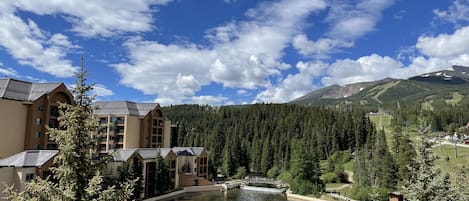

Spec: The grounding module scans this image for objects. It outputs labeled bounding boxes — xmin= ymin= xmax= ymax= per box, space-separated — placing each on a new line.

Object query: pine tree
xmin=155 ymin=149 xmax=171 ymax=195
xmin=6 ymin=58 xmax=135 ymax=201
xmin=402 ymin=124 xmax=459 ymax=201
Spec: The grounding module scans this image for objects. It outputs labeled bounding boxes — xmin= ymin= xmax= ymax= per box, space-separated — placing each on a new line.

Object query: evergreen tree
xmin=402 ymin=125 xmax=459 ymax=201
xmin=155 ymin=149 xmax=171 ymax=195
xmin=289 ymin=138 xmax=324 ymax=196
xmin=6 ymin=58 xmax=135 ymax=201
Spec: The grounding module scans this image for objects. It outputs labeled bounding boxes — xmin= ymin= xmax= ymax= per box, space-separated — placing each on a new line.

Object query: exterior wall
xmin=140 ymin=113 xmax=152 ymax=148
xmin=124 ymin=115 xmax=141 ymax=149
xmin=163 ymin=120 xmax=171 ymax=148
xmin=16 ymin=167 xmax=36 ymax=193
xmin=197 ymin=151 xmax=208 ymax=179
xmin=0 ymin=167 xmax=16 ymax=200
xmin=0 ymin=99 xmax=27 ymax=158
xmin=23 ymin=84 xmax=73 ymax=150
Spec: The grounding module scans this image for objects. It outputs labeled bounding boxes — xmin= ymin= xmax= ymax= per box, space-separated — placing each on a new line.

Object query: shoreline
xmin=142 ymin=184 xmax=328 ymax=201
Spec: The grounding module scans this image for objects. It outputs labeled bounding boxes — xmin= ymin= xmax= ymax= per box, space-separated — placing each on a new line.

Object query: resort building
xmin=0 ymin=78 xmax=73 ymax=158
xmin=109 ymin=147 xmax=211 ymax=198
xmin=172 ymin=147 xmax=210 ymax=187
xmin=0 ymin=150 xmax=58 ymax=199
xmin=93 ymin=101 xmax=172 ymax=153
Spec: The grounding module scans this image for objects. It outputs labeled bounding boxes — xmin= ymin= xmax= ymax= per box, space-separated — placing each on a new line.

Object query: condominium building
xmin=93 ymin=101 xmax=172 ymax=153
xmin=0 ymin=78 xmax=73 ymax=158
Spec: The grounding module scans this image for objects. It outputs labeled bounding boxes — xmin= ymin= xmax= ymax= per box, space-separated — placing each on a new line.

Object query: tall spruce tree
xmin=155 ymin=149 xmax=171 ymax=195
xmin=6 ymin=58 xmax=135 ymax=201
xmin=402 ymin=124 xmax=460 ymax=201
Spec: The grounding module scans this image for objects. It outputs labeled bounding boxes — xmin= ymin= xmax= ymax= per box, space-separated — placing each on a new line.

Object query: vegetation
xmin=402 ymin=125 xmax=465 ymax=200
xmin=6 ymin=60 xmax=135 ymax=201
xmin=164 ymin=104 xmax=389 ymax=196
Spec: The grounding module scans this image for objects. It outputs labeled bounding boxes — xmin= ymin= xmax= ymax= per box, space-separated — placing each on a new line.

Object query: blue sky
xmin=1 ymin=0 xmax=469 ymax=105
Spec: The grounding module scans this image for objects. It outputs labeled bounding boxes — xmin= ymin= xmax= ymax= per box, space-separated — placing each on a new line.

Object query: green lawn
xmin=325 ymin=183 xmax=348 ymax=189
xmin=433 ymin=144 xmax=469 ymax=181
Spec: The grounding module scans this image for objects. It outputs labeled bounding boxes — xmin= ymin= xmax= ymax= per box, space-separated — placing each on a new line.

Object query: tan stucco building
xmin=0 ymin=78 xmax=73 ymax=158
xmin=0 ymin=150 xmax=57 ymax=200
xmin=93 ymin=101 xmax=172 ymax=154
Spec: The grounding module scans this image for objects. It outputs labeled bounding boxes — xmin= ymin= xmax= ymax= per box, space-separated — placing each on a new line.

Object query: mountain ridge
xmin=291 ymin=65 xmax=469 ymax=110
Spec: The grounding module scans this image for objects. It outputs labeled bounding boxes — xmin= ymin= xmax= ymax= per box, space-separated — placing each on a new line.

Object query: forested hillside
xmin=164 ymin=104 xmax=372 ymax=173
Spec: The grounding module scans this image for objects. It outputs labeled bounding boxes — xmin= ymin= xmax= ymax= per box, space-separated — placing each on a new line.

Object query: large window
xmin=34 ymin=131 xmax=41 ymax=138
xmin=25 ymin=173 xmax=35 ymax=181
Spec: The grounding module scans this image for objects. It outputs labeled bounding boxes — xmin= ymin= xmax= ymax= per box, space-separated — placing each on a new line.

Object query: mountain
xmin=291 ymin=65 xmax=469 ymax=110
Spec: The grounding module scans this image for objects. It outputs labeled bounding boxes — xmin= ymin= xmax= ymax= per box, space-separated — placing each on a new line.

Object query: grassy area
xmin=343 ymin=160 xmax=354 ymax=172
xmin=369 ymin=113 xmax=395 ymax=150
xmin=433 ymin=144 xmax=469 ymax=181
xmin=325 ymin=183 xmax=348 ymax=189
xmin=445 ymin=92 xmax=463 ymax=106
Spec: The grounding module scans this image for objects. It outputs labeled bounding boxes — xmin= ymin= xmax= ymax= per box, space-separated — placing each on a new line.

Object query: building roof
xmin=93 ymin=101 xmax=160 ymax=117
xmin=137 ymin=148 xmax=173 ymax=159
xmin=111 ymin=149 xmax=137 ymax=162
xmin=0 ymin=78 xmax=62 ymax=102
xmin=172 ymin=147 xmax=206 ymax=156
xmin=0 ymin=150 xmax=58 ymax=167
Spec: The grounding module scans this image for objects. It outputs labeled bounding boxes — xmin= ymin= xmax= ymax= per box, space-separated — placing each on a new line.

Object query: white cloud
xmin=293 ymin=0 xmax=393 ymax=57
xmin=191 ymin=95 xmax=230 ymax=106
xmin=416 ymin=26 xmax=469 ymax=58
xmin=321 ymin=54 xmax=404 ymax=86
xmin=93 ymin=84 xmax=114 ymax=97
xmin=433 ymin=0 xmax=469 ymax=26
xmin=255 ymin=61 xmax=327 ymax=103
xmin=292 ymin=34 xmax=353 ymax=58
xmin=0 ymin=67 xmax=17 ymax=76
xmin=113 ymin=0 xmax=327 ymax=104
xmin=0 ymin=3 xmax=78 ymax=77
xmin=112 ymin=37 xmax=216 ymax=104
xmin=10 ymin=0 xmax=172 ymax=38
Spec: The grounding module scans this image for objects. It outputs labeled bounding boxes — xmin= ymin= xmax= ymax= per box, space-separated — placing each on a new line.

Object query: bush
xmin=267 ymin=166 xmax=279 ymax=178
xmin=233 ymin=166 xmax=247 ymax=179
xmin=277 ymin=170 xmax=292 ymax=183
xmin=321 ymin=172 xmax=338 ymax=183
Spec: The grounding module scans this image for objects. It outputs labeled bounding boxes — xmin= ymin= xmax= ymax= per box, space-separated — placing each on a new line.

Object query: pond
xmin=162 ymin=189 xmax=289 ymax=201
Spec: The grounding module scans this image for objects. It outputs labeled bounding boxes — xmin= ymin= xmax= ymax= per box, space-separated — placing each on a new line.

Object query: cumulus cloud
xmin=293 ymin=0 xmax=393 ymax=57
xmin=416 ymin=26 xmax=469 ymax=58
xmin=321 ymin=54 xmax=404 ymax=86
xmin=292 ymin=34 xmax=353 ymax=58
xmin=0 ymin=0 xmax=172 ymax=78
xmin=10 ymin=0 xmax=172 ymax=38
xmin=93 ymin=84 xmax=115 ymax=97
xmin=191 ymin=95 xmax=230 ymax=106
xmin=113 ymin=0 xmax=327 ymax=104
xmin=433 ymin=0 xmax=469 ymax=26
xmin=0 ymin=3 xmax=78 ymax=77
xmin=0 ymin=67 xmax=17 ymax=77
xmin=255 ymin=61 xmax=327 ymax=103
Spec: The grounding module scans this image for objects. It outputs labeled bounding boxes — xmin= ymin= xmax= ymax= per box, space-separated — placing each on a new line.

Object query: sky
xmin=1 ymin=0 xmax=469 ymax=105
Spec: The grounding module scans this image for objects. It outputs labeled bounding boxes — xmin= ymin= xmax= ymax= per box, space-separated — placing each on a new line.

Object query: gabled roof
xmin=93 ymin=101 xmax=159 ymax=117
xmin=111 ymin=149 xmax=137 ymax=162
xmin=137 ymin=148 xmax=173 ymax=160
xmin=0 ymin=150 xmax=58 ymax=167
xmin=172 ymin=147 xmax=206 ymax=156
xmin=0 ymin=78 xmax=62 ymax=102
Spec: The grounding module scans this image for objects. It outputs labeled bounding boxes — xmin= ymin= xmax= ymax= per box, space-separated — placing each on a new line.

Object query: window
xmin=25 ymin=173 xmax=35 ymax=181
xmin=49 ymin=106 xmax=59 ymax=117
xmin=37 ymin=105 xmax=44 ymax=112
xmin=34 ymin=131 xmax=41 ymax=138
xmin=34 ymin=144 xmax=40 ymax=150
xmin=157 ymin=136 xmax=162 ymax=143
xmin=36 ymin=118 xmax=42 ymax=125
xmin=170 ymin=160 xmax=176 ymax=169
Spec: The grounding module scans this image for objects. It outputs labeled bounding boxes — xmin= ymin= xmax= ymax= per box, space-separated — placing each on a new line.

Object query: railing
xmin=243 ymin=176 xmax=289 ymax=187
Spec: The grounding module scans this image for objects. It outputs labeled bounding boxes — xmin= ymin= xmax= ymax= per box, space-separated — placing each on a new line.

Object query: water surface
xmin=162 ymin=189 xmax=288 ymax=201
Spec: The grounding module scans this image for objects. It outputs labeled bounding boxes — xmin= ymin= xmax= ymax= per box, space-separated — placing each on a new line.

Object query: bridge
xmin=242 ymin=176 xmax=289 ymax=188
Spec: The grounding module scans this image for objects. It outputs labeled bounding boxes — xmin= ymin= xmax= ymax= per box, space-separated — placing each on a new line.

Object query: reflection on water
xmin=162 ymin=189 xmax=288 ymax=201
